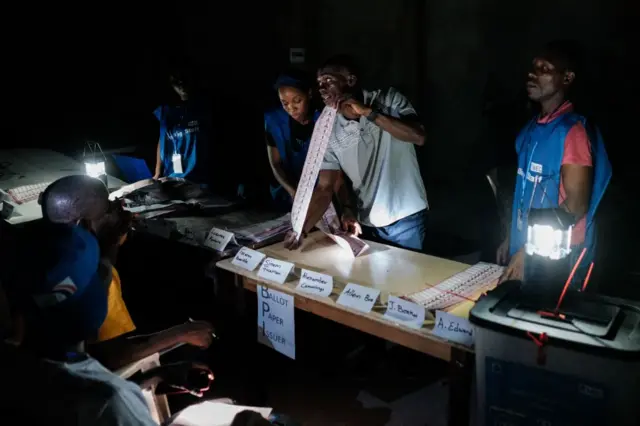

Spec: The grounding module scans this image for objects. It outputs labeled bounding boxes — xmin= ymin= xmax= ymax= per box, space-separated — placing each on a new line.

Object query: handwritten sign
xmin=257 ymin=285 xmax=295 ymax=359
xmin=336 ymin=283 xmax=380 ymax=313
xmin=203 ymin=227 xmax=234 ymax=251
xmin=231 ymin=247 xmax=266 ymax=271
xmin=383 ymin=295 xmax=425 ymax=329
xmin=296 ymin=269 xmax=333 ymax=297
xmin=257 ymin=258 xmax=294 ymax=284
xmin=433 ymin=310 xmax=475 ymax=347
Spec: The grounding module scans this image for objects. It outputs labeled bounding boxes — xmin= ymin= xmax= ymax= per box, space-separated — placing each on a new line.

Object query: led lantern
xmin=84 ymin=141 xmax=107 ymax=186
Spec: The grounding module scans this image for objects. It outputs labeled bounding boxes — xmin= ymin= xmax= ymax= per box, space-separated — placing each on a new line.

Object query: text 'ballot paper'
xmin=297 ymin=269 xmax=333 ymax=297
xmin=383 ymin=295 xmax=426 ymax=329
xmin=433 ymin=310 xmax=475 ymax=347
xmin=257 ymin=258 xmax=295 ymax=284
xmin=258 ymin=285 xmax=295 ymax=359
xmin=203 ymin=227 xmax=234 ymax=251
xmin=336 ymin=283 xmax=380 ymax=313
xmin=232 ymin=247 xmax=266 ymax=271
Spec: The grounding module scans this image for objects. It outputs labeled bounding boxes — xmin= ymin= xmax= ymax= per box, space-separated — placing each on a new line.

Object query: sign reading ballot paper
xmin=257 ymin=258 xmax=294 ymax=284
xmin=297 ymin=269 xmax=333 ymax=297
xmin=204 ymin=227 xmax=234 ymax=251
xmin=433 ymin=310 xmax=475 ymax=347
xmin=232 ymin=247 xmax=266 ymax=271
xmin=258 ymin=285 xmax=295 ymax=359
xmin=383 ymin=295 xmax=425 ymax=329
xmin=337 ymin=283 xmax=380 ymax=313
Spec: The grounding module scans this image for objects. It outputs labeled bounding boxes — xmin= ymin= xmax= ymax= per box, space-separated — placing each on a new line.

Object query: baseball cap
xmin=20 ymin=224 xmax=108 ymax=347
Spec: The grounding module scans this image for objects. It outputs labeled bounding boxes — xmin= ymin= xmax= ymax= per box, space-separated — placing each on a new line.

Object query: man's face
xmin=170 ymin=76 xmax=188 ymax=99
xmin=317 ymin=68 xmax=355 ymax=107
xmin=526 ymin=57 xmax=571 ymax=102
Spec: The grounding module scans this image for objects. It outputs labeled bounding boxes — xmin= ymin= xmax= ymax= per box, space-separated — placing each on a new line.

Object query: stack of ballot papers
xmin=170 ymin=401 xmax=272 ymax=426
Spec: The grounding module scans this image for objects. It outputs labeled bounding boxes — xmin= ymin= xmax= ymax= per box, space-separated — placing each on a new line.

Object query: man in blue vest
xmin=498 ymin=41 xmax=612 ymax=283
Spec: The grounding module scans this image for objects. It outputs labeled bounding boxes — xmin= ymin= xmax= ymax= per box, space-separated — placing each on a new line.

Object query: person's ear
xmin=346 ymin=74 xmax=358 ymax=87
xmin=564 ymin=71 xmax=575 ymax=86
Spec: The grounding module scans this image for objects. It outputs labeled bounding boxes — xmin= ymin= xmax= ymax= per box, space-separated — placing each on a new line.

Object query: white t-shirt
xmin=321 ymin=88 xmax=428 ymax=227
xmin=1 ymin=344 xmax=158 ymax=426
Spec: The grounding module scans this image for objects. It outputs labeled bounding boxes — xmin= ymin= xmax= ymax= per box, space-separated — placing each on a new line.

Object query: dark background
xmin=5 ymin=0 xmax=639 ymax=296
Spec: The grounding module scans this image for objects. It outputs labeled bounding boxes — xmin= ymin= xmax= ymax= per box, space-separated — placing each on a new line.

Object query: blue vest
xmin=264 ymin=108 xmax=320 ymax=203
xmin=155 ymin=103 xmax=210 ymax=184
xmin=509 ymin=111 xmax=612 ymax=266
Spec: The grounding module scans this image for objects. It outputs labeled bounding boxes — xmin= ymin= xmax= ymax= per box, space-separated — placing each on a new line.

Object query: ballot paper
xmin=171 ymin=401 xmax=272 ymax=426
xmin=315 ymin=203 xmax=369 ymax=257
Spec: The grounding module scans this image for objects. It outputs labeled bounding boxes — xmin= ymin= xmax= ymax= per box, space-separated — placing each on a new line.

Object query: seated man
xmin=39 ymin=175 xmax=216 ymax=370
xmin=0 ymin=222 xmax=190 ymax=425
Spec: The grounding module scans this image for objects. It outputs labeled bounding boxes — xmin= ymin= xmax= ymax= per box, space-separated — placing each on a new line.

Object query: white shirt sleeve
xmin=385 ymin=87 xmax=418 ymax=118
xmin=321 ymin=144 xmax=341 ymax=171
xmin=98 ymin=386 xmax=159 ymax=426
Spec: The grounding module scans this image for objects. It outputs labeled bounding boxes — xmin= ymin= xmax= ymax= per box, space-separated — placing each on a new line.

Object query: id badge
xmin=171 ymin=153 xmax=183 ymax=174
xmin=516 ymin=209 xmax=524 ymax=231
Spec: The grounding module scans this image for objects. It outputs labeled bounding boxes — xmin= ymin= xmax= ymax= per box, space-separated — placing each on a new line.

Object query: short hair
xmin=319 ymin=54 xmax=361 ymax=77
xmin=539 ymin=40 xmax=583 ymax=75
xmin=40 ymin=175 xmax=109 ymax=224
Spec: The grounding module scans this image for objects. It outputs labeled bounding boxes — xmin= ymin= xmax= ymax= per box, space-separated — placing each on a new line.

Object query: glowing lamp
xmin=525 ymin=208 xmax=574 ymax=260
xmin=83 ymin=141 xmax=107 ymax=186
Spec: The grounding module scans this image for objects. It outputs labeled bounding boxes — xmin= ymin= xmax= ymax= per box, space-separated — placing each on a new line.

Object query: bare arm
xmin=302 ymin=170 xmax=340 ymax=234
xmin=89 ymin=321 xmax=212 ymax=371
xmin=560 ymin=164 xmax=592 ymax=219
xmin=153 ymin=142 xmax=162 ymax=179
xmin=369 ymin=112 xmax=425 ymax=146
xmin=266 ymin=144 xmax=296 ymax=197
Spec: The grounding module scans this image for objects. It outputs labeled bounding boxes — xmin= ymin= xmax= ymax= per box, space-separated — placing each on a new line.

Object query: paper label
xmin=231 ymin=247 xmax=266 ymax=271
xmin=433 ymin=310 xmax=475 ymax=347
xmin=297 ymin=269 xmax=333 ymax=297
xmin=172 ymin=153 xmax=183 ymax=174
xmin=257 ymin=285 xmax=295 ymax=359
xmin=383 ymin=295 xmax=426 ymax=329
xmin=336 ymin=283 xmax=380 ymax=313
xmin=204 ymin=227 xmax=234 ymax=251
xmin=257 ymin=258 xmax=295 ymax=284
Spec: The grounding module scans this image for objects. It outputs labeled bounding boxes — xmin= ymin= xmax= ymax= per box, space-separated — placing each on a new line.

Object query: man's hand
xmin=499 ymin=248 xmax=525 ymax=284
xmin=339 ymin=97 xmax=372 ymax=118
xmin=496 ymin=238 xmax=510 ymax=265
xmin=180 ymin=320 xmax=215 ymax=349
xmin=283 ymin=230 xmax=303 ymax=250
xmin=341 ymin=209 xmax=362 ymax=236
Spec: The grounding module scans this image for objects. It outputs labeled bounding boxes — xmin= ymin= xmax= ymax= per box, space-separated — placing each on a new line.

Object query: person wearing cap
xmin=1 ymin=223 xmax=214 ymax=425
xmin=153 ymin=69 xmax=215 ymax=186
xmin=498 ymin=41 xmax=612 ymax=283
xmin=284 ymin=55 xmax=428 ymax=252
xmin=264 ymin=69 xmax=322 ymax=207
xmin=38 ymin=175 xmax=216 ymax=371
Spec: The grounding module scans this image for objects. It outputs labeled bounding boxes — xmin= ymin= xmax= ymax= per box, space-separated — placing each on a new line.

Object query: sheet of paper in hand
xmin=290 ymin=107 xmax=337 ymax=237
xmin=316 ymin=203 xmax=369 ymax=257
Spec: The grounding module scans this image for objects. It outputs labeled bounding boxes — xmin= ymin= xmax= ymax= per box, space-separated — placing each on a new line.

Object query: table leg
xmin=447 ymin=348 xmax=474 ymax=426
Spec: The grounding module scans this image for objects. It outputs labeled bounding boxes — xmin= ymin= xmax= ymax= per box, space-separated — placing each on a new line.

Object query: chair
xmin=115 ymin=353 xmax=171 ymax=424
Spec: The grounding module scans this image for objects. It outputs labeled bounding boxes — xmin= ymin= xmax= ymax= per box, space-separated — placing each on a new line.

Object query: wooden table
xmin=216 ymin=231 xmax=482 ymax=426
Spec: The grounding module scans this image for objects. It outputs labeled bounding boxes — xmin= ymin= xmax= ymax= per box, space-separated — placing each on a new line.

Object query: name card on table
xmin=336 ymin=283 xmax=380 ymax=313
xmin=257 ymin=258 xmax=295 ymax=284
xmin=296 ymin=269 xmax=333 ymax=297
xmin=231 ymin=247 xmax=266 ymax=271
xmin=203 ymin=227 xmax=234 ymax=251
xmin=258 ymin=285 xmax=295 ymax=359
xmin=433 ymin=310 xmax=475 ymax=347
xmin=383 ymin=295 xmax=426 ymax=329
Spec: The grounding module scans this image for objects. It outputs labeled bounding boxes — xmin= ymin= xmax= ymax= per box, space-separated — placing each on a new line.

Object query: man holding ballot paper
xmin=284 ymin=55 xmax=429 ymax=252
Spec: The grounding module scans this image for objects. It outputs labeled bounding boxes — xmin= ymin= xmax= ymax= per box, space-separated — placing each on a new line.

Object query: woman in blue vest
xmin=264 ymin=69 xmax=320 ymax=207
xmin=498 ymin=41 xmax=612 ymax=284
xmin=153 ymin=71 xmax=213 ymax=186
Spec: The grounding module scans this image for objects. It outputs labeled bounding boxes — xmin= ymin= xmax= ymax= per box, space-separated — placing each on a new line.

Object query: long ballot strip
xmin=290 ymin=106 xmax=368 ymax=257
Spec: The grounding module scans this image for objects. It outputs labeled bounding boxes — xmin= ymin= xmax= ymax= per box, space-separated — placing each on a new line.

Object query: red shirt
xmin=537 ymin=101 xmax=593 ymax=245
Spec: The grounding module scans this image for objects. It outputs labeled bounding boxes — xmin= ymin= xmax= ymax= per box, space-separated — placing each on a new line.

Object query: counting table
xmin=216 ymin=231 xmax=494 ymax=426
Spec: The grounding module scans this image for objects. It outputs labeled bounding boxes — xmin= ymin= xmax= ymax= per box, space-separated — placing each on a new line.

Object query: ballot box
xmin=469 ymin=281 xmax=640 ymax=426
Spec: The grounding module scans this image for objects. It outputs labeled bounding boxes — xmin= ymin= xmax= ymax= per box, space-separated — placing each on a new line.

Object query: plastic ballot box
xmin=470 ymin=281 xmax=640 ymax=426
